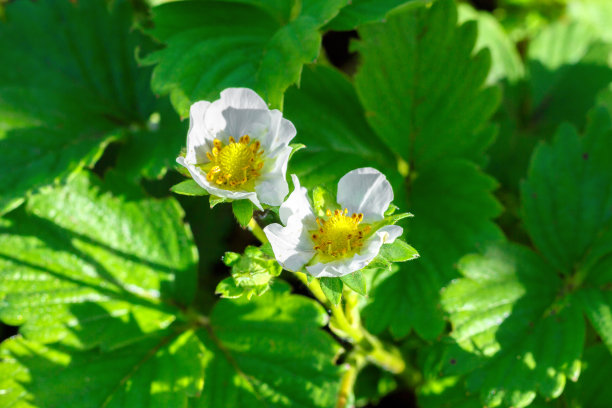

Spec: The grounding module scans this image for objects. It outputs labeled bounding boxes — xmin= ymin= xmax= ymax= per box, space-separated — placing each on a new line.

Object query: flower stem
xmin=247 ymin=217 xmax=268 ymax=244
xmin=336 ymin=352 xmax=365 ymax=408
xmin=294 ymin=272 xmax=405 ymax=375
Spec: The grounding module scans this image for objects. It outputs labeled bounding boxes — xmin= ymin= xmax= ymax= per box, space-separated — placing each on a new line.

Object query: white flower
xmin=177 ymin=88 xmax=296 ymax=209
xmin=263 ymin=168 xmax=403 ymax=278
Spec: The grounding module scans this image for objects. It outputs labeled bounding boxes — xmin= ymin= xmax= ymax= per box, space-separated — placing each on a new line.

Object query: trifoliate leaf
xmin=0 ymin=0 xmax=167 ymax=215
xmin=171 ymin=179 xmax=210 ymax=196
xmin=379 ymin=239 xmax=419 ymax=263
xmin=353 ymin=0 xmax=503 ymax=340
xmin=144 ymin=0 xmax=349 ymax=114
xmin=522 ymin=107 xmax=612 ymax=274
xmin=320 ymin=277 xmax=343 ymax=305
xmin=565 ymin=345 xmax=612 ymax=408
xmin=354 ymin=0 xmax=501 ymax=169
xmin=340 ymin=271 xmax=367 ymax=296
xmin=440 ymin=244 xmax=584 ymax=408
xmin=0 ymin=284 xmax=343 ymax=408
xmin=232 ymin=200 xmax=254 ymax=229
xmin=284 ymin=65 xmax=398 ymax=188
xmin=0 ymin=172 xmax=197 ymax=350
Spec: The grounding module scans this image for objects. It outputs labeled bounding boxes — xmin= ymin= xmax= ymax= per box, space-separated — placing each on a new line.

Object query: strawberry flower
xmin=177 ymin=88 xmax=296 ymax=209
xmin=264 ymin=168 xmax=403 ymax=278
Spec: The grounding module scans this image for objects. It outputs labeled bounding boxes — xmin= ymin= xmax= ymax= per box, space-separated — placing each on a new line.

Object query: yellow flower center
xmin=311 ymin=208 xmax=371 ymax=258
xmin=200 ymin=135 xmax=264 ymax=189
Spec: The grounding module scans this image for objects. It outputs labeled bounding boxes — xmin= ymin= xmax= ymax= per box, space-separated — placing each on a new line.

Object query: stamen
xmin=202 ymin=135 xmax=264 ymax=189
xmin=310 ymin=207 xmax=370 ymax=259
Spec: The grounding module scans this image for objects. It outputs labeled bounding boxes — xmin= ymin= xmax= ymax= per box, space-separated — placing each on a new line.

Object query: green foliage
xmin=0 ymin=0 xmax=183 ymax=215
xmin=0 ymin=172 xmax=196 ymax=349
xmin=285 ymin=65 xmax=396 ymax=189
xmin=0 ymin=283 xmax=342 ymax=408
xmin=354 ymin=0 xmax=503 ymax=339
xmin=2 ymin=0 xmax=612 ymax=407
xmin=144 ymin=0 xmax=349 ymax=114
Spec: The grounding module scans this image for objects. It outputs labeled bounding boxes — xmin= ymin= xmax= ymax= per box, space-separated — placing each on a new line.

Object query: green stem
xmin=247 ymin=217 xmax=268 ymax=244
xmin=336 ymin=352 xmax=365 ymax=408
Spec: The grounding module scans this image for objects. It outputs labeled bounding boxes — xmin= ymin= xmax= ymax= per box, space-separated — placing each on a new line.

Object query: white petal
xmin=337 ymin=167 xmax=394 ymax=223
xmin=255 ymin=146 xmax=292 ymax=207
xmin=179 ymin=160 xmax=262 ymax=210
xmin=260 ymin=109 xmax=296 ymax=152
xmin=185 ymin=101 xmax=212 ymax=163
xmin=204 ymin=88 xmax=269 ymax=140
xmin=219 ymin=88 xmax=268 ymax=110
xmin=264 ymin=221 xmax=316 ymax=272
xmin=279 ymin=174 xmax=316 ymax=226
xmin=305 ymin=225 xmax=403 ymax=278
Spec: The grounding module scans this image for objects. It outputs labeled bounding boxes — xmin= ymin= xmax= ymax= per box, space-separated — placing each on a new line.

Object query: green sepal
xmin=170 ymin=179 xmax=209 ymax=196
xmin=384 ymin=204 xmax=399 ymax=216
xmin=379 ymin=239 xmax=420 ymax=262
xmin=367 ymin=256 xmax=392 ymax=271
xmin=312 ymin=186 xmax=339 ymax=217
xmin=219 ymin=245 xmax=282 ymax=300
xmin=369 ymin=212 xmax=414 ymax=232
xmin=232 ymin=199 xmax=254 ymax=228
xmin=340 ymin=271 xmax=367 ymax=296
xmin=215 ymin=277 xmax=243 ymax=299
xmin=319 ymin=277 xmax=343 ymax=305
xmin=210 ymin=195 xmax=231 ymax=208
xmin=289 ymin=143 xmax=306 ymax=160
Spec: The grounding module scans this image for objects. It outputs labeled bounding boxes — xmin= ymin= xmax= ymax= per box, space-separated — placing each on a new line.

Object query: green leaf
xmin=114 ymin=97 xmax=188 ymax=181
xmin=284 ymin=65 xmax=397 ymax=188
xmin=352 ymin=0 xmax=503 ymax=340
xmin=458 ymin=3 xmax=524 ymax=84
xmin=0 ymin=329 xmax=205 ymax=408
xmin=569 ymin=0 xmax=612 ymax=43
xmin=379 ymin=239 xmax=419 ymax=262
xmin=0 ymin=0 xmax=157 ymax=215
xmin=232 ymin=200 xmax=254 ymax=228
xmin=527 ymin=21 xmax=612 ymax=131
xmin=340 ymin=271 xmax=367 ymax=296
xmin=0 ymin=172 xmax=197 ymax=350
xmin=354 ymin=0 xmax=501 ymax=170
xmin=579 ymin=289 xmax=612 ymax=353
xmin=363 ymin=161 xmax=503 ymax=340
xmin=1 ymin=284 xmax=343 ymax=408
xmin=171 ymin=179 xmax=210 ymax=196
xmin=312 ymin=186 xmax=340 ymax=217
xmin=565 ymin=345 xmax=612 ymax=408
xmin=144 ymin=0 xmax=348 ymax=115
xmin=325 ymin=0 xmax=419 ymax=31
xmin=439 ymin=244 xmax=584 ymax=407
xmin=319 ymin=277 xmax=343 ymax=305
xmin=522 ymin=107 xmax=612 ymax=273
